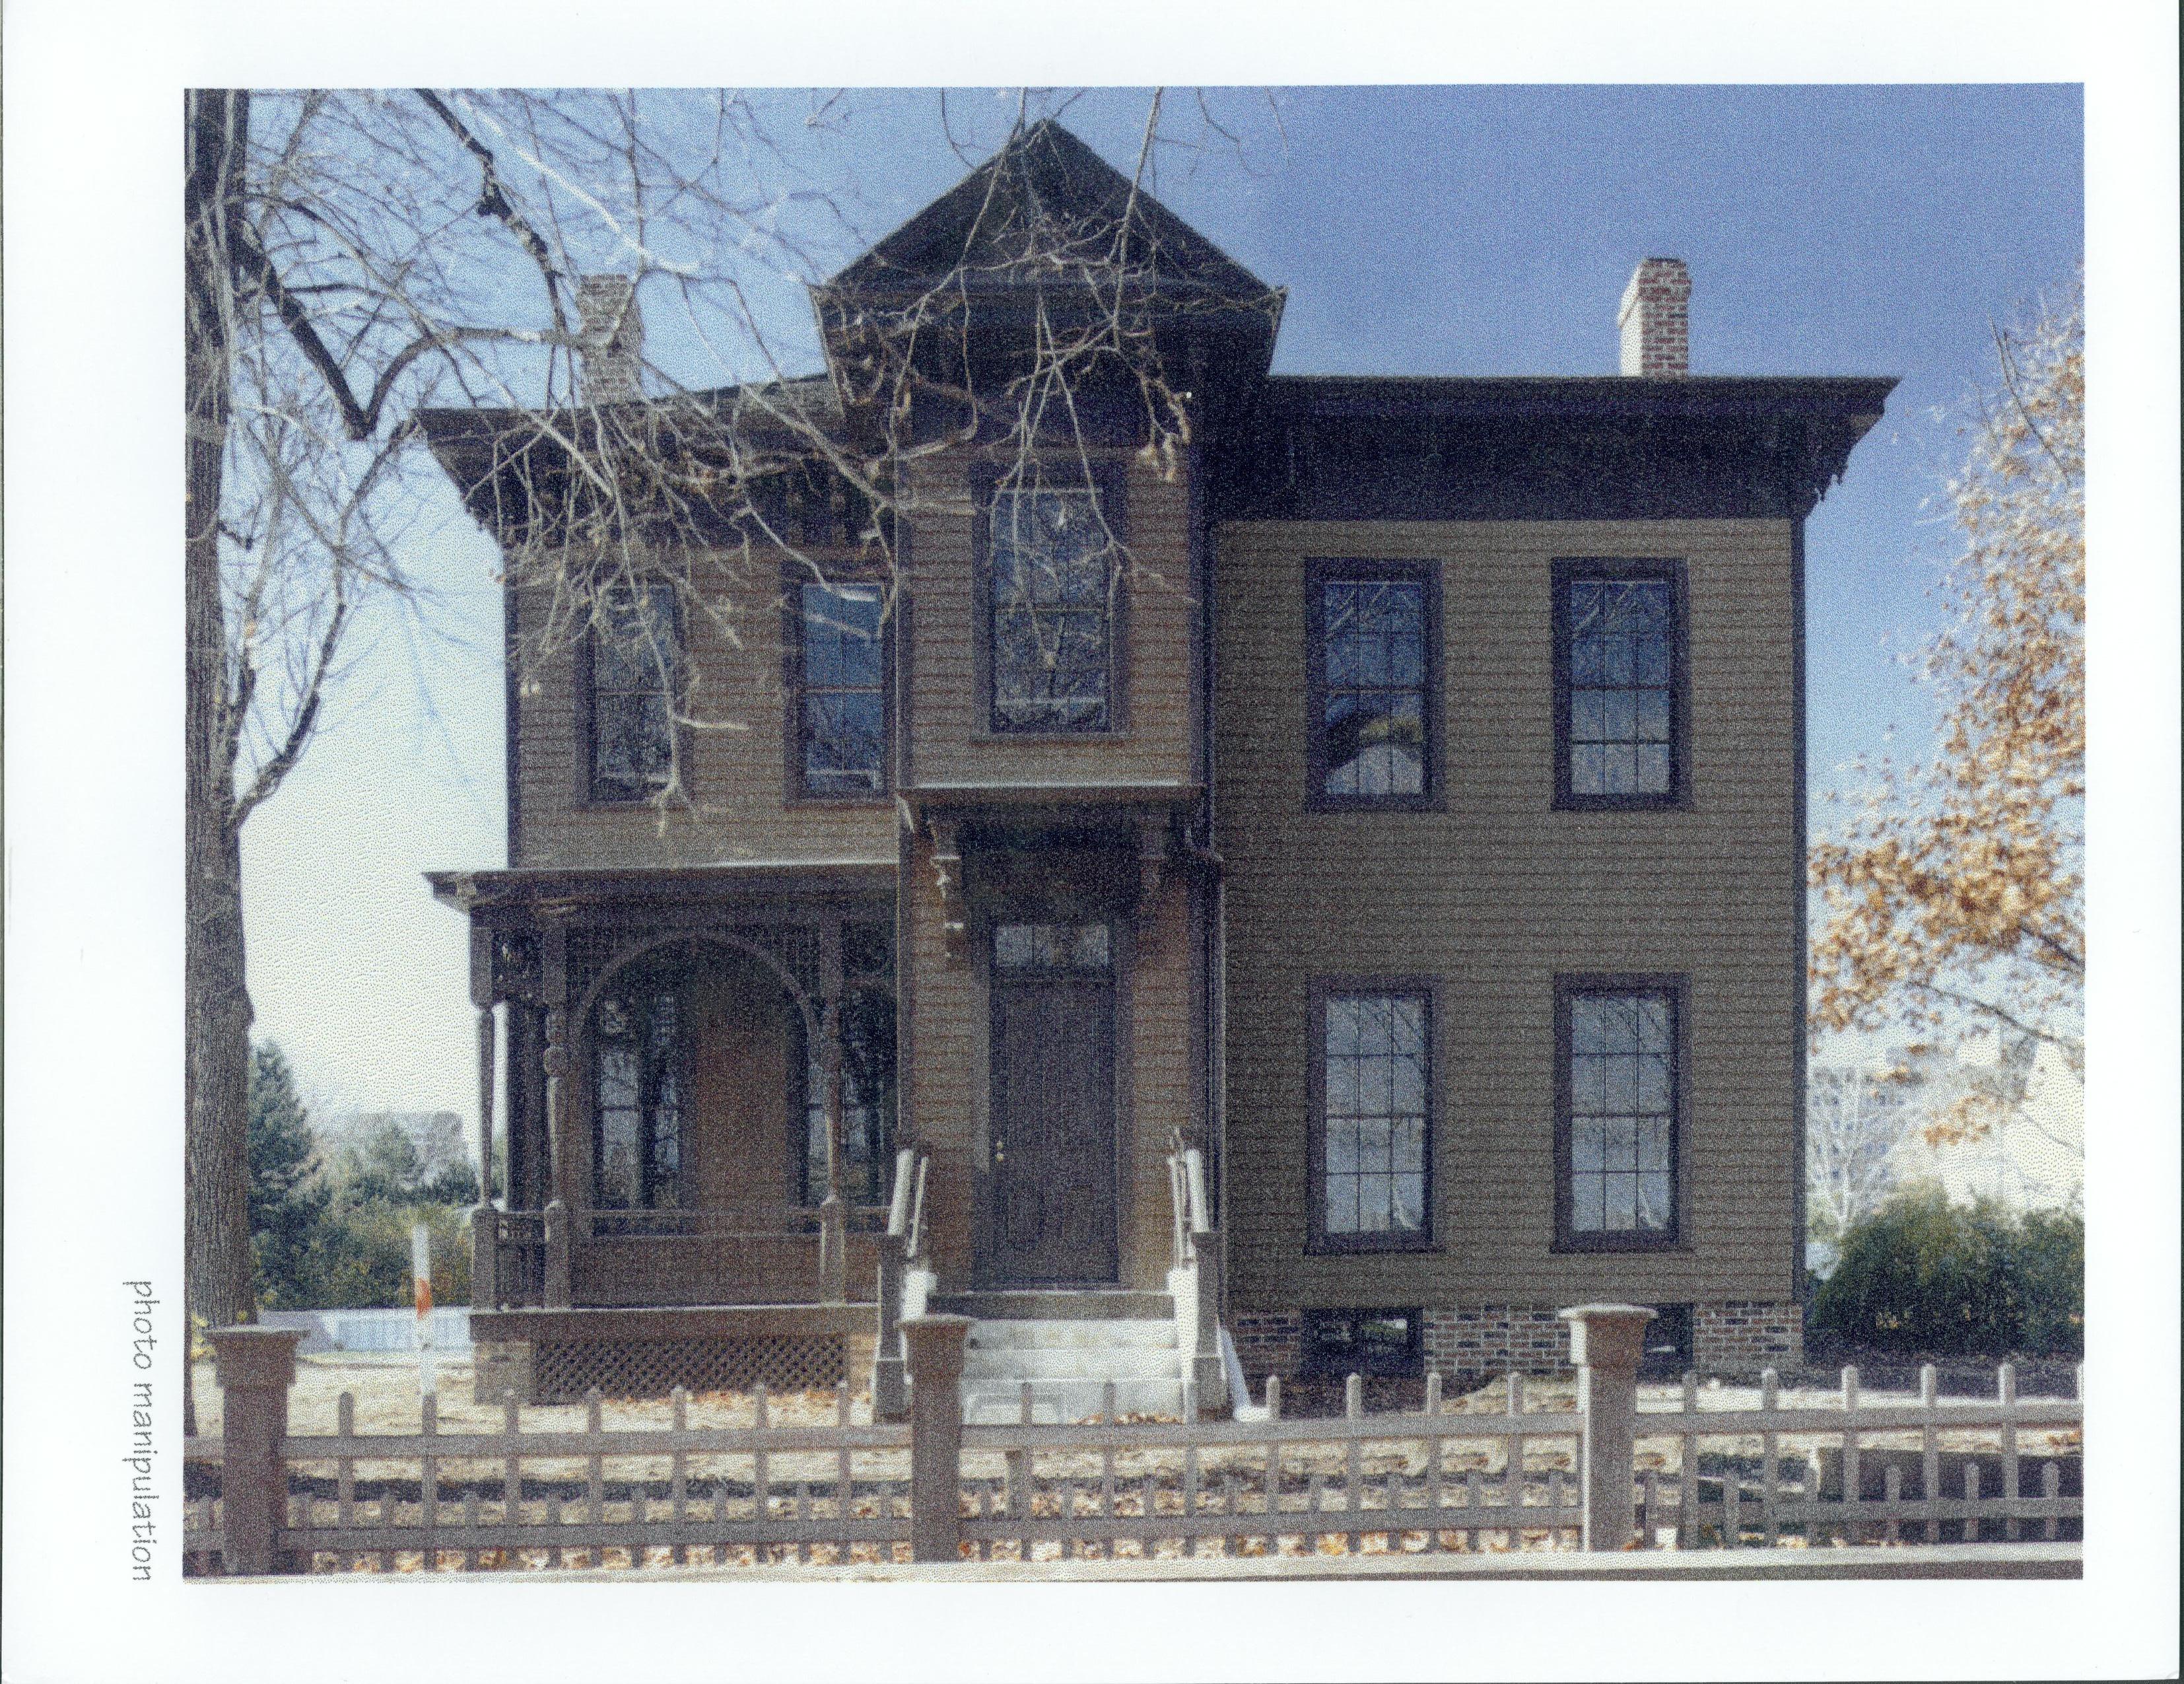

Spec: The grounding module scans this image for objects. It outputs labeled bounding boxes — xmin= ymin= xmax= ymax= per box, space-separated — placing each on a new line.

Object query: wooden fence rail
xmin=184 ymin=1308 xmax=2082 ymax=1575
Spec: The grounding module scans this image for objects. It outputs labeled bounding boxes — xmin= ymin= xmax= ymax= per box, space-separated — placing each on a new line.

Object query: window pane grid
xmin=591 ymin=585 xmax=681 ymax=798
xmin=802 ymin=992 xmax=897 ymax=1207
xmin=1318 ymin=578 xmax=1429 ymax=798
xmin=1322 ymin=991 xmax=1428 ymax=1238
xmin=1563 ymin=577 xmax=1673 ymax=798
xmin=799 ymin=583 xmax=885 ymax=794
xmin=592 ymin=985 xmax=687 ymax=1210
xmin=1567 ymin=989 xmax=1675 ymax=1236
xmin=990 ymin=489 xmax=1112 ymax=732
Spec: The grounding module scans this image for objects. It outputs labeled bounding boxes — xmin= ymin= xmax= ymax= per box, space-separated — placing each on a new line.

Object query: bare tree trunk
xmin=184 ymin=90 xmax=256 ymax=1328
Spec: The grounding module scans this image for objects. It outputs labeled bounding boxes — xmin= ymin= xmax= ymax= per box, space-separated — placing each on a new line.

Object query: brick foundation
xmin=1230 ymin=1312 xmax=1303 ymax=1386
xmin=1422 ymin=1306 xmax=1571 ymax=1387
xmin=1694 ymin=1300 xmax=1803 ymax=1370
xmin=1228 ymin=1301 xmax=1804 ymax=1393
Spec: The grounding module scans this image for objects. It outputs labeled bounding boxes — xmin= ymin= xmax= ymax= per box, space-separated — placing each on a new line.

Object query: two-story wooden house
xmin=426 ymin=121 xmax=1890 ymax=1415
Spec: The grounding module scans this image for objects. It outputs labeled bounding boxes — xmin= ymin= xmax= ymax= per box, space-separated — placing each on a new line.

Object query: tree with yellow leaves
xmin=1810 ymin=278 xmax=2083 ymax=1147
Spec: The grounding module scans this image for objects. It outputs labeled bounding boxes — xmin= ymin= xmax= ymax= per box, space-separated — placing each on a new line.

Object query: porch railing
xmin=1165 ymin=1142 xmax=1225 ymax=1413
xmin=472 ymin=1201 xmax=886 ymax=1311
xmin=874 ymin=1145 xmax=932 ymax=1421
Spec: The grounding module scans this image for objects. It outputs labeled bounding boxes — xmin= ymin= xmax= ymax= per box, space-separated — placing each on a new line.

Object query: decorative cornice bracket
xmin=928 ymin=818 xmax=968 ymax=960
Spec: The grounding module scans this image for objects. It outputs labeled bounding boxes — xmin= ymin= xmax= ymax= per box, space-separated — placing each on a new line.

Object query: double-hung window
xmin=792 ymin=579 xmax=887 ymax=796
xmin=984 ymin=477 xmax=1120 ymax=733
xmin=1305 ymin=560 xmax=1441 ymax=808
xmin=1309 ymin=985 xmax=1433 ymax=1251
xmin=1553 ymin=560 xmax=1684 ymax=807
xmin=587 ymin=582 xmax=683 ymax=802
xmin=1555 ymin=979 xmax=1682 ymax=1249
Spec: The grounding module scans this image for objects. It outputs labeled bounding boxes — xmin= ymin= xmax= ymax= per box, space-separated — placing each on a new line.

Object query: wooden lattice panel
xmin=533 ymin=1335 xmax=844 ymax=1402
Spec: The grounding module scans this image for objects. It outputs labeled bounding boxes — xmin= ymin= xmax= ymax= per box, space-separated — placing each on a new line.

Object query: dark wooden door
xmin=987 ymin=967 xmax=1118 ymax=1285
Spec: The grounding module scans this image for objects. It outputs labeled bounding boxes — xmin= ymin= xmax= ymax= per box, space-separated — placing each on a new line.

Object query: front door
xmin=986 ymin=921 xmax=1118 ymax=1285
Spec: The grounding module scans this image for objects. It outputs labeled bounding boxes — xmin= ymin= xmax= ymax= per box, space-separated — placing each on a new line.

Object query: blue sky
xmin=238 ymin=84 xmax=2084 ymax=1137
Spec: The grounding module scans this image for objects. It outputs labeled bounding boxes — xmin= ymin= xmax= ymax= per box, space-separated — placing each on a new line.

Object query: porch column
xmin=477 ymin=1005 xmax=496 ymax=1206
xmin=817 ymin=917 xmax=848 ymax=1303
xmin=540 ymin=920 xmax=569 ymax=1210
xmin=539 ymin=921 xmax=571 ymax=1307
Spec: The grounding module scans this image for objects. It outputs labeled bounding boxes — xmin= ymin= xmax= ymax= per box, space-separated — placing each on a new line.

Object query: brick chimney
xmin=1617 ymin=258 xmax=1690 ymax=377
xmin=575 ymin=274 xmax=643 ymax=403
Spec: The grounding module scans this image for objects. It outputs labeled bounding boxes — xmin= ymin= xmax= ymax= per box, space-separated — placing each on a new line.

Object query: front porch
xmin=432 ymin=810 xmax=1230 ymax=1413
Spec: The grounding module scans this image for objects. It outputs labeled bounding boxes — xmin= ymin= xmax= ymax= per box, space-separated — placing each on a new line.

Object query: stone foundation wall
xmin=1695 ymin=1301 xmax=1802 ymax=1370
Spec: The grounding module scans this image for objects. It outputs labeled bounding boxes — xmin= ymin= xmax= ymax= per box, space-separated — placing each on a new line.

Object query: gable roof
xmin=825 ymin=118 xmax=1276 ymax=308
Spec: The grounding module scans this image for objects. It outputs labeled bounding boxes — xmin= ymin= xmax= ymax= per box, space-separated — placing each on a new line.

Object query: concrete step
xmin=934 ymin=1293 xmax=1174 ymax=1323
xmin=967 ymin=1318 xmax=1177 ymax=1351
xmin=961 ymin=1377 xmax=1190 ymax=1424
xmin=963 ymin=1347 xmax=1185 ymax=1382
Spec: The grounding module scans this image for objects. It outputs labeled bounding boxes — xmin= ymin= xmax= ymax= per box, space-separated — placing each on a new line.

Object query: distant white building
xmin=1888 ymin=1039 xmax=2083 ymax=1212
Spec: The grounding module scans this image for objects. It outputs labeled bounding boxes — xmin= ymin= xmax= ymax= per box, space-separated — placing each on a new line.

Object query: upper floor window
xmin=1553 ymin=561 xmax=1684 ymax=807
xmin=587 ymin=583 xmax=682 ymax=802
xmin=1310 ymin=985 xmax=1433 ymax=1251
xmin=1306 ymin=561 xmax=1441 ymax=808
xmin=1555 ymin=979 xmax=1681 ymax=1249
xmin=986 ymin=483 xmax=1118 ymax=733
xmin=793 ymin=580 xmax=887 ymax=797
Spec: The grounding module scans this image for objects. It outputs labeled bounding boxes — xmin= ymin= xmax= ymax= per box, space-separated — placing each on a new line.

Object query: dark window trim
xmin=1305 ymin=975 xmax=1439 ymax=1255
xmin=577 ymin=580 xmax=691 ymax=807
xmin=1301 ymin=1308 xmax=1425 ymax=1379
xmin=780 ymin=562 xmax=895 ymax=805
xmin=1303 ymin=557 xmax=1445 ymax=812
xmin=1551 ymin=557 xmax=1689 ymax=811
xmin=1552 ymin=972 xmax=1688 ymax=1253
xmin=971 ymin=460 xmax=1130 ymax=736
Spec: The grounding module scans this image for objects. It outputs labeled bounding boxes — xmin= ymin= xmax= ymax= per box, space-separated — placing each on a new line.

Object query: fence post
xmin=542 ymin=1199 xmax=572 ymax=1308
xmin=207 ymin=1326 xmax=306 ymax=1575
xmin=1559 ymin=1304 xmax=1655 ymax=1552
xmin=873 ymin=1232 xmax=907 ymax=1421
xmin=902 ymin=1314 xmax=972 ymax=1562
xmin=470 ymin=1204 xmax=500 ymax=1312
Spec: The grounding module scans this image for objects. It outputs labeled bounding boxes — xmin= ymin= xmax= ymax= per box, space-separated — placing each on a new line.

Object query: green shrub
xmin=1812 ymin=1185 xmax=2082 ymax=1357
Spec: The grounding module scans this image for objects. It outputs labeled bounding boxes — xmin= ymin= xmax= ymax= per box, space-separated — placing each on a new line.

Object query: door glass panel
xmin=992 ymin=921 xmax=1111 ymax=972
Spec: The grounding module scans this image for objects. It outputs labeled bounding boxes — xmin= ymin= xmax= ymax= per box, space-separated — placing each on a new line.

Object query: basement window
xmin=1640 ymin=1305 xmax=1694 ymax=1376
xmin=1301 ymin=1310 xmax=1423 ymax=1379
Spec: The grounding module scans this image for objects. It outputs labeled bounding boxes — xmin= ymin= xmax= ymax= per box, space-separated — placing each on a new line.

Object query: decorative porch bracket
xmin=1134 ymin=815 xmax=1173 ymax=930
xmin=1165 ymin=1142 xmax=1226 ymax=1414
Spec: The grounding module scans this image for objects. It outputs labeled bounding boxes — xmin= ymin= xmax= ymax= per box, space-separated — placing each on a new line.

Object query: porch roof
xmin=426 ymin=859 xmax=895 ymax=913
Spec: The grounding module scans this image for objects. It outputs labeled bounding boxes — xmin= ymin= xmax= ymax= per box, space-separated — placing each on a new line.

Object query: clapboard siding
xmin=510 ymin=559 xmax=895 ymax=870
xmin=903 ymin=452 xmax=1196 ymax=789
xmin=1215 ymin=518 xmax=1801 ymax=1311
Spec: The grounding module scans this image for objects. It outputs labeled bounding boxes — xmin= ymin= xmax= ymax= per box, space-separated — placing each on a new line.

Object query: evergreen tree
xmin=246 ymin=1042 xmax=331 ymax=1308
